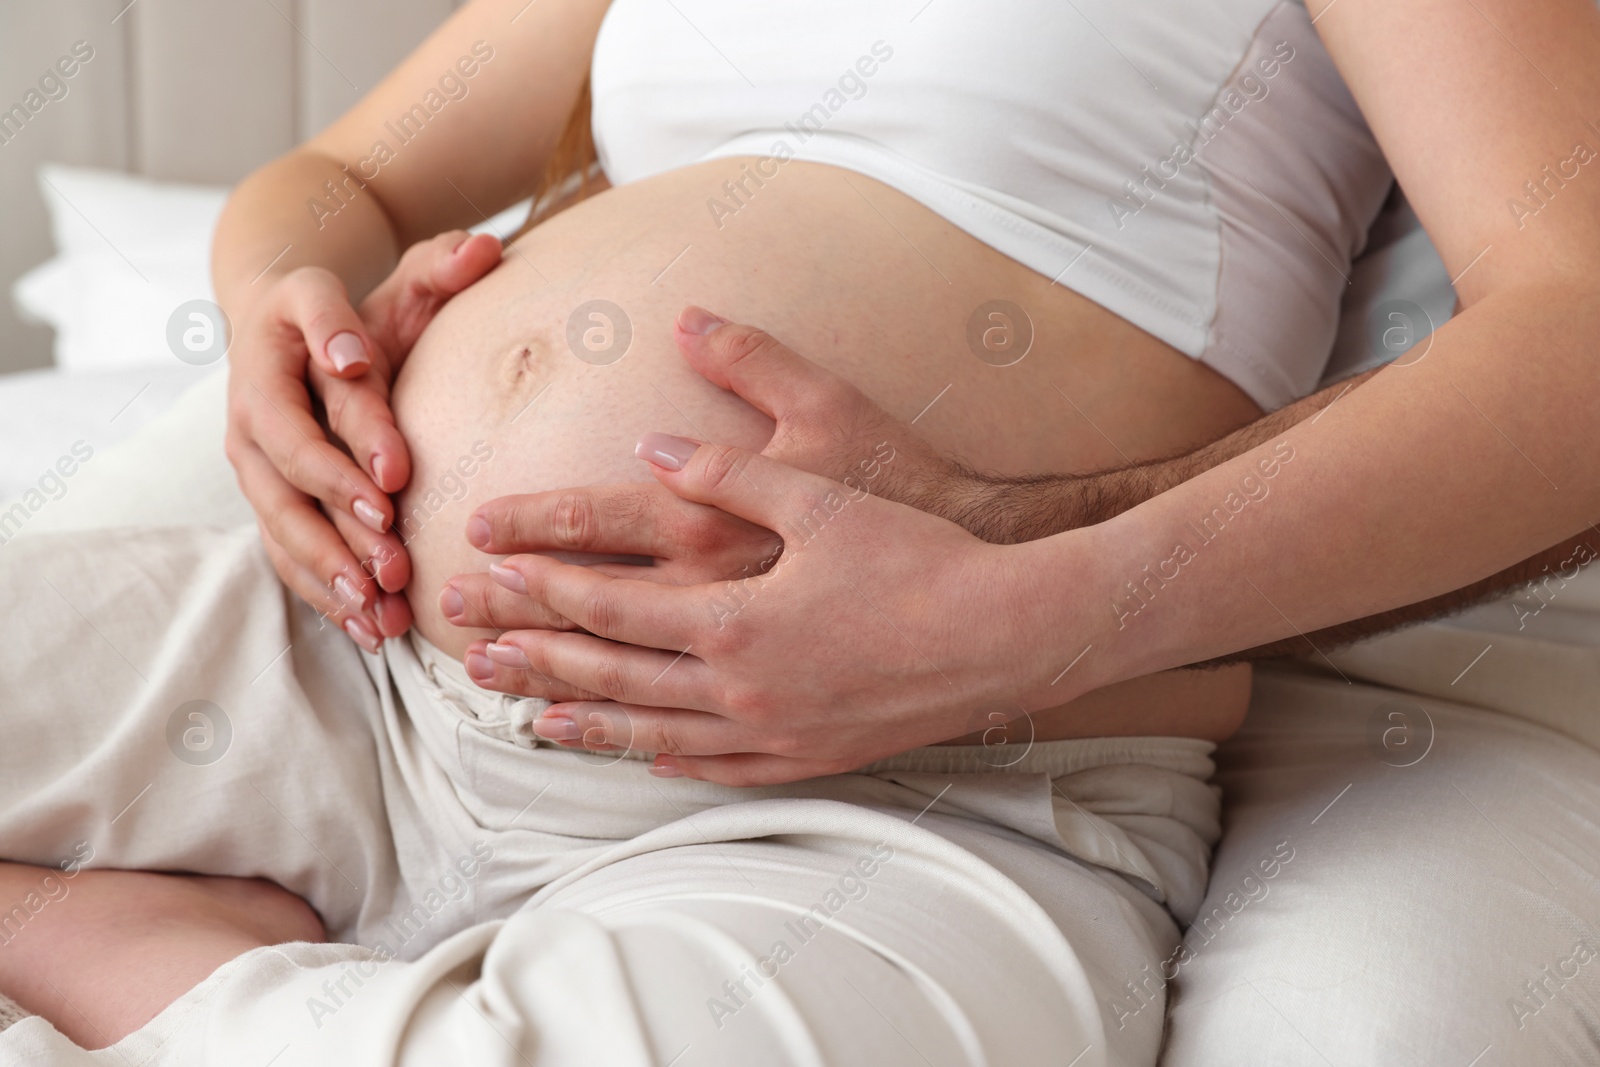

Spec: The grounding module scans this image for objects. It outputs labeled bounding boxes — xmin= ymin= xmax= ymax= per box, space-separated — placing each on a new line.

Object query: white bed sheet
xmin=0 ymin=365 xmax=218 ymax=508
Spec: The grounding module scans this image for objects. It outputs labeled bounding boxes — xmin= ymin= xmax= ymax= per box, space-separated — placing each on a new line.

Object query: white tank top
xmin=590 ymin=0 xmax=1392 ymax=411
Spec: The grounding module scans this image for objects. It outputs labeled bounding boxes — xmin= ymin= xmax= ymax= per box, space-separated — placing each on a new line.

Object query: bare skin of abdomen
xmin=393 ymin=158 xmax=1263 ymax=745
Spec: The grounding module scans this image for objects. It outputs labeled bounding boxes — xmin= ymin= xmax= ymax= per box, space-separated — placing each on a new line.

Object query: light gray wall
xmin=0 ymin=0 xmax=460 ymax=374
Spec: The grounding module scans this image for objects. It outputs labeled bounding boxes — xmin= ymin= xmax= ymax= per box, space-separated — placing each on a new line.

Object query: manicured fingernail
xmin=533 ymin=718 xmax=583 ymax=742
xmin=333 ymin=573 xmax=367 ymax=610
xmin=486 ymin=642 xmax=529 ymax=668
xmin=371 ymin=454 xmax=391 ymax=490
xmin=466 ymin=515 xmax=492 ymax=549
xmin=489 ymin=562 xmax=527 ymax=594
xmin=465 ymin=652 xmax=495 ymax=681
xmin=374 ymin=594 xmax=406 ymax=636
xmin=353 ymin=499 xmax=388 ymax=533
xmin=635 ymin=432 xmax=700 ymax=472
xmin=649 ymin=760 xmax=685 ymax=778
xmin=678 ymin=306 xmax=726 ymax=336
xmin=343 ymin=616 xmax=381 ymax=653
xmin=439 ymin=585 xmax=465 ymax=620
xmin=327 ymin=332 xmax=369 ymax=373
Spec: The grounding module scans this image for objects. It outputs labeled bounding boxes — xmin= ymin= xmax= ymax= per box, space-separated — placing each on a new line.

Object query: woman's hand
xmin=225 ymin=230 xmax=503 ymax=650
xmin=441 ymin=308 xmax=977 ymax=636
xmin=469 ymin=442 xmax=1075 ymax=785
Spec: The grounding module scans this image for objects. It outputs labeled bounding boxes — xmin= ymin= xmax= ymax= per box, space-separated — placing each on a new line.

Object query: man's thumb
xmin=635 ymin=432 xmax=840 ymax=536
xmin=673 ymin=306 xmax=853 ymax=423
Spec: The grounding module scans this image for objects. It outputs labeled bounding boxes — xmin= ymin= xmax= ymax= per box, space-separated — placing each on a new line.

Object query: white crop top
xmin=589 ymin=0 xmax=1393 ymax=411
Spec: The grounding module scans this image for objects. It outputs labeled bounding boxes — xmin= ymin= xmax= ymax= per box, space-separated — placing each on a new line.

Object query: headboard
xmin=0 ymin=0 xmax=465 ymax=374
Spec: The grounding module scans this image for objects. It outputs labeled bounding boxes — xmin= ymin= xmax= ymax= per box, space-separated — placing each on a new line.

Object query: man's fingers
xmin=673 ymin=307 xmax=859 ymax=423
xmin=473 ymin=630 xmax=711 ymax=709
xmin=468 ymin=486 xmax=665 ymax=557
xmin=280 ymin=267 xmax=377 ymax=379
xmin=494 ymin=554 xmax=705 ymax=651
xmin=440 ymin=573 xmax=580 ymax=632
xmin=635 ymin=434 xmax=847 ymax=540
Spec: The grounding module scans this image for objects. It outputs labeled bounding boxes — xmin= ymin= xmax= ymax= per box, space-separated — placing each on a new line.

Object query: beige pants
xmin=0 ymin=523 xmax=1219 ymax=1066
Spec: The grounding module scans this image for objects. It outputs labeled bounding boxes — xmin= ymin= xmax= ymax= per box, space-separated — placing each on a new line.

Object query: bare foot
xmin=0 ymin=863 xmax=326 ymax=1048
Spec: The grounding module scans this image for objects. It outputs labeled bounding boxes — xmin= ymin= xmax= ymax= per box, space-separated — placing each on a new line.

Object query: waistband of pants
xmin=394 ymin=632 xmax=1221 ymax=921
xmin=401 ymin=631 xmax=1217 ymax=781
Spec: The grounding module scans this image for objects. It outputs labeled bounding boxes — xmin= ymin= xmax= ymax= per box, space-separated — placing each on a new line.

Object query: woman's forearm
xmin=1040 ymin=278 xmax=1600 ymax=694
xmin=212 ymin=150 xmax=403 ymax=321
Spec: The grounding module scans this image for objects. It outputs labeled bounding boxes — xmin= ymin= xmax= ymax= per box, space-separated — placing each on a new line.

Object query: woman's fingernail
xmin=439 ymin=585 xmax=466 ymax=620
xmin=648 ymin=760 xmax=685 ymax=779
xmin=371 ymin=454 xmax=391 ymax=489
xmin=327 ymin=332 xmax=369 ymax=373
xmin=333 ymin=573 xmax=367 ymax=610
xmin=635 ymin=432 xmax=700 ymax=472
xmin=486 ymin=642 xmax=530 ymax=668
xmin=465 ymin=651 xmax=495 ymax=681
xmin=353 ymin=499 xmax=388 ymax=533
xmin=343 ymin=616 xmax=381 ymax=653
xmin=533 ymin=718 xmax=583 ymax=742
xmin=466 ymin=515 xmax=492 ymax=549
xmin=489 ymin=562 xmax=527 ymax=594
xmin=678 ymin=306 xmax=726 ymax=336
xmin=374 ymin=594 xmax=406 ymax=636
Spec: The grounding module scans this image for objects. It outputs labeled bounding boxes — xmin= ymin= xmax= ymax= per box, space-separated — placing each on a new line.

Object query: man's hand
xmin=440 ymin=307 xmax=975 ymax=634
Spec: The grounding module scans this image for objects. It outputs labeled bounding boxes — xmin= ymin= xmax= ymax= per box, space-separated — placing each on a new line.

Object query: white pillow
xmin=11 ymin=164 xmax=529 ymax=373
xmin=12 ymin=165 xmax=229 ymax=372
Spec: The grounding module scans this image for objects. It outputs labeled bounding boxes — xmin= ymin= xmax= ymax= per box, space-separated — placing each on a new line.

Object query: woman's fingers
xmin=232 ymin=444 xmax=382 ymax=630
xmin=492 ymin=554 xmax=706 ymax=652
xmin=373 ymin=591 xmax=414 ymax=640
xmin=475 ymin=628 xmax=712 ymax=710
xmin=239 ymin=372 xmax=392 ymax=531
xmin=459 ymin=639 xmax=613 ymax=705
xmin=279 ymin=267 xmax=378 ymax=379
xmin=325 ymin=503 xmax=409 ymax=595
xmin=440 ymin=573 xmax=580 ymax=632
xmin=529 ymin=701 xmax=860 ymax=785
xmin=309 ymin=363 xmax=411 ymax=495
xmin=226 ymin=243 xmax=499 ymax=652
xmin=530 ymin=701 xmax=758 ymax=756
xmin=360 ymin=230 xmax=503 ymax=358
xmin=257 ymin=521 xmax=384 ymax=653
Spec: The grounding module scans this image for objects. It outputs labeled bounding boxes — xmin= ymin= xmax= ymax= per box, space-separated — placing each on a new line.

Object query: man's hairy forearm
xmin=922 ymin=367 xmax=1594 ymax=663
xmin=933 ymin=370 xmax=1379 ymax=544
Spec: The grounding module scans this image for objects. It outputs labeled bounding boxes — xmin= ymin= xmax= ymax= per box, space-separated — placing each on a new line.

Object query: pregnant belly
xmin=392 ymin=158 xmax=1261 ymax=744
